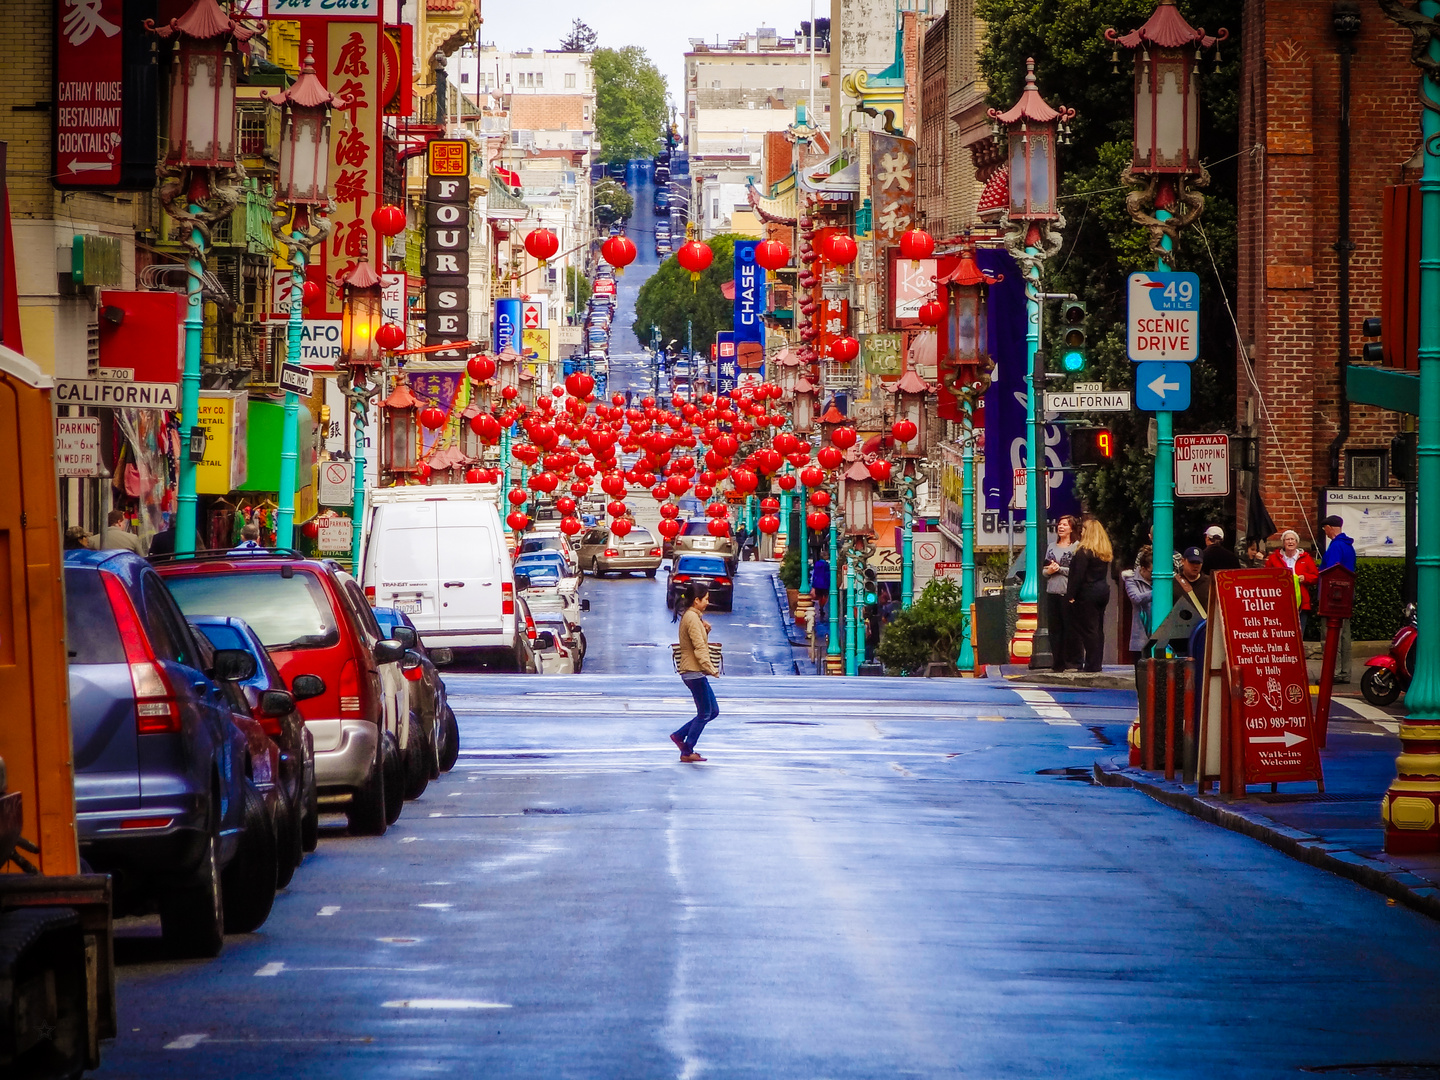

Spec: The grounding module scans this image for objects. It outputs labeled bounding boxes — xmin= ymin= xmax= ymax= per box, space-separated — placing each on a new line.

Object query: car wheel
xmin=160 ymin=830 xmax=225 ymax=959
xmin=645 ymin=568 xmax=657 ymax=578
xmin=301 ymin=766 xmax=319 ymax=852
xmin=347 ymin=742 xmax=388 ymax=837
xmin=221 ymin=779 xmax=278 ymax=935
xmin=427 ymin=709 xmax=442 ymax=781
xmin=403 ymin=713 xmax=431 ymax=801
xmin=274 ymin=783 xmax=303 ymax=890
xmin=382 ymin=732 xmax=404 ymax=825
xmin=439 ymin=705 xmax=460 ymax=772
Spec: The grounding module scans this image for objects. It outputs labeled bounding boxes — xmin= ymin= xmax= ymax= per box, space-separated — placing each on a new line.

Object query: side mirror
xmin=429 ymin=647 xmax=454 ymax=667
xmin=211 ymin=648 xmax=257 ymax=683
xmin=515 ymin=573 xmax=531 ymax=591
xmin=391 ymin=625 xmax=418 ymax=649
xmin=401 ymin=650 xmax=422 ymax=671
xmin=259 ymin=689 xmax=295 ymax=718
xmin=534 ymin=631 xmax=555 ymax=649
xmin=373 ymin=638 xmax=406 ymax=665
xmin=580 ymin=598 xmax=591 ymax=611
xmin=290 ymin=674 xmax=326 ymax=701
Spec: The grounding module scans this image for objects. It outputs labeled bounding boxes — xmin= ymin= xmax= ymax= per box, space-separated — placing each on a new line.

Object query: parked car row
xmin=64 ymin=545 xmax=459 ymax=959
xmin=514 ymin=527 xmax=589 ymax=674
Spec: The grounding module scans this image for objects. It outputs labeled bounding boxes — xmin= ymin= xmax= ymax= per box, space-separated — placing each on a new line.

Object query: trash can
xmin=1134 ymin=657 xmax=1196 ymax=781
xmin=972 ymin=594 xmax=1009 ymax=667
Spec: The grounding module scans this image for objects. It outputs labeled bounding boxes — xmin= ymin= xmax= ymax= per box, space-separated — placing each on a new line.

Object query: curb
xmin=1093 ymin=761 xmax=1440 ymax=923
xmin=1003 ymin=669 xmax=1136 ymax=691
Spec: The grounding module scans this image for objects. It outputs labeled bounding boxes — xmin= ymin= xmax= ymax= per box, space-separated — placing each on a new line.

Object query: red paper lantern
xmin=830 ymin=426 xmax=858 ymax=449
xmin=371 ymin=204 xmax=406 ymax=237
xmin=560 ymin=516 xmax=583 ymax=536
xmin=524 ymin=227 xmax=560 ymax=264
xmin=757 ymin=514 xmax=781 ymax=534
xmin=707 ymin=518 xmax=730 ymax=537
xmin=611 ymin=518 xmax=633 ymax=538
xmin=302 ymin=279 xmax=323 ymax=307
xmin=507 ymin=510 xmax=530 ymax=531
xmin=556 ymin=496 xmax=577 ymax=514
xmin=754 ymin=238 xmax=790 ymax=271
xmin=806 ymin=510 xmax=830 ymax=531
xmin=826 ymin=234 xmax=857 ymax=266
xmin=667 ymin=475 xmax=691 ymax=495
xmin=694 ymin=484 xmax=714 ymax=500
xmin=375 ymin=322 xmax=405 ymax=351
xmin=817 ymin=446 xmax=843 ymax=470
xmin=868 ymin=459 xmax=894 ymax=482
xmin=507 ymin=487 xmax=528 ymax=506
xmin=830 ymin=336 xmax=860 ymax=362
xmin=463 ymin=355 xmax=493 ymax=382
xmin=659 ymin=502 xmax=681 ymax=519
xmin=800 ymin=465 xmax=826 ymax=487
xmin=414 ymin=462 xmax=431 ymax=482
xmin=565 ymin=372 xmax=595 ymax=398
xmin=773 ymin=432 xmax=799 ymax=455
xmin=760 ymin=497 xmax=780 ymax=512
xmin=463 ymin=466 xmax=485 ymax=484
xmin=810 ymin=489 xmax=832 ymax=508
xmin=657 ymin=517 xmax=681 ymax=539
xmin=892 ymin=419 xmax=919 ymax=443
xmin=898 ymin=227 xmax=936 ymax=262
xmin=676 ymin=240 xmax=714 ymax=278
xmin=300 ymin=518 xmax=320 ymax=540
xmin=713 ymin=433 xmax=739 ymax=457
xmin=601 ymin=472 xmax=627 ymax=497
xmin=706 ymin=502 xmax=729 ymax=518
xmin=419 ymin=406 xmax=447 ymax=430
xmin=601 ymin=234 xmax=638 ymax=270
xmin=730 ymin=469 xmax=759 ymax=493
xmin=918 ymin=300 xmax=944 ymax=327
xmin=778 ymin=474 xmax=797 ymax=491
xmin=607 ymin=500 xmax=627 ymax=518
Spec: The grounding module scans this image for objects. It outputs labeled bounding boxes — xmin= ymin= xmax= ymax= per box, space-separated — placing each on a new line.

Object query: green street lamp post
xmin=337 ymin=259 xmax=384 ymax=568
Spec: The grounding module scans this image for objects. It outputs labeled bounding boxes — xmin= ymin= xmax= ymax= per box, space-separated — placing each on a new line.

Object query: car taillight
xmin=713 ymin=577 xmax=731 ymax=586
xmin=673 ymin=574 xmax=691 ymax=583
xmin=525 ymin=615 xmax=537 ymax=641
xmin=555 ymin=638 xmax=569 ymax=657
xmin=339 ymin=658 xmax=362 ymax=716
xmin=404 ymin=665 xmax=425 ymax=682
xmin=603 ymin=548 xmax=619 ymax=557
xmin=364 ymin=585 xmax=376 ymax=602
xmin=649 ymin=548 xmax=662 ymax=557
xmin=101 ymin=572 xmax=181 ymax=734
xmin=502 ymin=580 xmax=514 ymax=615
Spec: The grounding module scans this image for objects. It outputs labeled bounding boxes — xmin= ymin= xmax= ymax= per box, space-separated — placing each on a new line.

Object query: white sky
xmin=477 ymin=0 xmax=822 ymax=107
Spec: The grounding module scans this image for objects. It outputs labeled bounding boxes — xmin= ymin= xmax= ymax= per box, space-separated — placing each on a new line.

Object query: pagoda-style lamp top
xmin=987 ymin=59 xmax=1075 ymax=224
xmin=264 ymin=40 xmax=350 ymax=209
xmin=841 ymin=459 xmax=876 ymax=535
xmin=339 ymin=259 xmax=384 ymax=370
xmin=149 ymin=0 xmax=257 ymax=171
xmin=1105 ymin=0 xmax=1226 ymax=179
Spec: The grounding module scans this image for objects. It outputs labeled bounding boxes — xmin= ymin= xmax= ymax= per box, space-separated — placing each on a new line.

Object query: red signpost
xmin=1313 ymin=564 xmax=1357 ymax=748
xmin=1200 ymin=569 xmax=1324 ymax=793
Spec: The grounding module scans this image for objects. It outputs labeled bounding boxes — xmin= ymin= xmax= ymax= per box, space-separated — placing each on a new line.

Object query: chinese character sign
xmin=325 ymin=21 xmax=381 ymax=315
xmin=54 ymin=0 xmax=124 ymax=187
xmin=869 ymin=134 xmax=916 ymax=243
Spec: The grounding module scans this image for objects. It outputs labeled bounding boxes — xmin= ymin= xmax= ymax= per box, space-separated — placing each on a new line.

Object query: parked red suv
xmin=158 ymin=553 xmax=407 ymax=837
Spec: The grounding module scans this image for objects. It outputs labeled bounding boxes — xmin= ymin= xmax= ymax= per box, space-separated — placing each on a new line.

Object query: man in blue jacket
xmin=1321 ymin=514 xmax=1357 ymax=682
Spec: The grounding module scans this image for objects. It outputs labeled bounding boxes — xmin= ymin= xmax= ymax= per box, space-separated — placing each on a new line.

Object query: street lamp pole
xmin=988 ymin=59 xmax=1073 ymax=667
xmin=1380 ymin=0 xmax=1440 ymax=853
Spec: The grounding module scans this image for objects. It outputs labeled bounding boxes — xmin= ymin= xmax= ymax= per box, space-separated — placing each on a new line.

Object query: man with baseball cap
xmin=1200 ymin=524 xmax=1241 ymax=574
xmin=1174 ymin=545 xmax=1211 ymax=618
xmin=1321 ymin=515 xmax=1357 ymax=682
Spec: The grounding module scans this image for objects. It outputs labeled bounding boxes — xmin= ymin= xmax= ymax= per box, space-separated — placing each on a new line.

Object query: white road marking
xmin=1014 ymin=688 xmax=1082 ymax=726
xmin=254 ymin=962 xmax=285 ymax=977
xmin=164 ymin=1034 xmax=208 ymax=1050
xmin=376 ymin=937 xmax=422 ymax=945
xmin=1338 ymin=696 xmax=1400 ymax=726
xmin=416 ymin=902 xmax=452 ymax=910
xmin=382 ymin=999 xmax=511 ymax=1010
xmin=317 ymin=905 xmax=340 ymax=917
xmin=399 ymin=836 xmax=418 ymax=843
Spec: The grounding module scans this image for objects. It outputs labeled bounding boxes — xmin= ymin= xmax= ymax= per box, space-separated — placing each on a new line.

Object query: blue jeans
xmin=674 ymin=674 xmax=718 ymax=751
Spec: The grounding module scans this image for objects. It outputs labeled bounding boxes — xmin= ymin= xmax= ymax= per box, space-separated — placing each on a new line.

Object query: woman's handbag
xmin=672 ymin=642 xmax=723 ymax=675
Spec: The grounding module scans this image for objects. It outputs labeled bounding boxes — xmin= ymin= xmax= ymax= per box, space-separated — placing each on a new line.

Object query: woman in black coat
xmin=1064 ymin=517 xmax=1114 ymax=673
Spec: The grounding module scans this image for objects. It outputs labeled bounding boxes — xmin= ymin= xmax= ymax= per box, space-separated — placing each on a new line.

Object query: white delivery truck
xmin=362 ymin=486 xmax=524 ymax=670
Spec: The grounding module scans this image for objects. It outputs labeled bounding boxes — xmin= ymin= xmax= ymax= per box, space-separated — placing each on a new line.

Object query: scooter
xmin=1362 ymin=603 xmax=1416 ymax=706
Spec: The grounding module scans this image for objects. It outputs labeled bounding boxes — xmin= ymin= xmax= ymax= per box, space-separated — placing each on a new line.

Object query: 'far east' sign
xmin=1174 ymin=434 xmax=1230 ymax=497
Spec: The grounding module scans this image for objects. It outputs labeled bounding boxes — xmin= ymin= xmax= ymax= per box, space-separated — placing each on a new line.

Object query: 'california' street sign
xmin=1043 ymin=390 xmax=1132 ymax=413
xmin=54 ymin=379 xmax=179 ymax=409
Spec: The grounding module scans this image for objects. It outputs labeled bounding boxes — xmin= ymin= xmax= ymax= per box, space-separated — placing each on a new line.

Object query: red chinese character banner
xmin=323 ymin=21 xmax=381 ymax=314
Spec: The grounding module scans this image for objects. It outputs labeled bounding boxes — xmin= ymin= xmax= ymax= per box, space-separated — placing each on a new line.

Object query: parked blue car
xmin=63 ymin=550 xmax=274 ymax=957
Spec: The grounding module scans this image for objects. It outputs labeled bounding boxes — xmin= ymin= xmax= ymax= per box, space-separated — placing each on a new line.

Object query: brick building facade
xmin=1237 ymin=0 xmax=1420 ymax=545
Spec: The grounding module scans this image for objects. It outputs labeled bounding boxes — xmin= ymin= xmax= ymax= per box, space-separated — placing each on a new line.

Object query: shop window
xmin=1347 ymin=450 xmax=1386 ymax=489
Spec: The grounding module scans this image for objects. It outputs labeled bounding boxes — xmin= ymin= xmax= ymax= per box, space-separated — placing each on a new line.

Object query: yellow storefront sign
xmin=196 ymin=391 xmax=248 ymax=495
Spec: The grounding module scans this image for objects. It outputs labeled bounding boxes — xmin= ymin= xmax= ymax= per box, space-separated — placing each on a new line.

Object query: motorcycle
xmin=1361 ymin=603 xmax=1416 ymax=706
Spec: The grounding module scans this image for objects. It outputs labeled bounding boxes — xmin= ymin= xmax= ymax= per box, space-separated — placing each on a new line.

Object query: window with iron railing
xmin=237 ymin=105 xmax=274 ymax=159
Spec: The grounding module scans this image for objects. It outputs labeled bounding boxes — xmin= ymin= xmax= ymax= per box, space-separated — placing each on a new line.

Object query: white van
xmin=361 ymin=487 xmax=522 ymax=669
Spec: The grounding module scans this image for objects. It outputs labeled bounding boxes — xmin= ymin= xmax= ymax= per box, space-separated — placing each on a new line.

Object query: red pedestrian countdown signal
xmin=1070 ymin=427 xmax=1114 ymax=466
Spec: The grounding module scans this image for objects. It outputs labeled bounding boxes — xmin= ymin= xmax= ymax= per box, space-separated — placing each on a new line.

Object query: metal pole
xmin=959 ymin=398 xmax=976 ymax=672
xmin=780 ymin=467 xmax=792 ymax=551
xmin=350 ymin=379 xmax=367 ymax=569
xmin=798 ymin=482 xmax=810 ymax=601
xmin=1385 ymin=0 xmax=1440 ymax=854
xmin=1152 ymin=209 xmax=1176 ymax=634
xmin=175 ymin=211 xmax=205 ymax=556
xmin=275 ymin=236 xmax=305 ymax=548
xmin=844 ymin=543 xmax=858 ymax=675
xmin=826 ymin=514 xmax=841 ymax=670
xmin=900 ymin=470 xmax=914 ymax=607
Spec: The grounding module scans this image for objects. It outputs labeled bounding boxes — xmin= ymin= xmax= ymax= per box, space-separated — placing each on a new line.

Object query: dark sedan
xmin=665 ymin=553 xmax=734 ymax=612
xmin=374 ymin=606 xmax=459 ymax=777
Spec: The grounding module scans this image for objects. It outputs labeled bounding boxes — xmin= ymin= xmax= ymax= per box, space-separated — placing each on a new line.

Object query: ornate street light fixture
xmin=264 ymin=40 xmax=347 ymax=547
xmin=840 ymin=460 xmax=875 ymax=537
xmin=149 ymin=0 xmax=255 ymax=555
xmin=988 ymin=60 xmax=1074 ymax=669
xmin=792 ymin=377 xmax=819 ymax=434
xmin=336 ymin=259 xmax=386 ymax=565
xmin=382 ymin=382 xmax=420 ymax=476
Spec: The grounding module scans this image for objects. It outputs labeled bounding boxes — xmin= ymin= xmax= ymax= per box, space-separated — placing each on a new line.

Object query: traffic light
xmin=862 ymin=567 xmax=879 ymax=605
xmin=1059 ymin=300 xmax=1087 ymax=372
xmin=1392 ymin=429 xmax=1417 ymax=483
xmin=1070 ymin=426 xmax=1115 ymax=466
xmin=1362 ymin=316 xmax=1384 ymax=363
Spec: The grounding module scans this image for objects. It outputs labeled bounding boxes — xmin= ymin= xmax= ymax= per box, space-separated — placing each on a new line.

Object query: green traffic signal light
xmin=863 ymin=568 xmax=879 ymax=605
xmin=1060 ymin=301 xmax=1087 ymax=372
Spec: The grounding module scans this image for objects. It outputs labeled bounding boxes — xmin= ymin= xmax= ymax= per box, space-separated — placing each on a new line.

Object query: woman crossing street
xmin=671 ymin=582 xmax=720 ymax=762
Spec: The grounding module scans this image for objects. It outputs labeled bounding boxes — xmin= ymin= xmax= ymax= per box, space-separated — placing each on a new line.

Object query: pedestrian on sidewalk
xmin=1266 ymin=529 xmax=1319 ymax=635
xmin=1321 ymin=515 xmax=1357 ymax=682
xmin=1043 ymin=514 xmax=1078 ymax=671
xmin=1240 ymin=536 xmax=1265 ymax=568
xmin=1174 ymin=546 xmax=1212 ymax=619
xmin=810 ymin=554 xmax=830 ymax=623
xmin=671 ymin=582 xmax=720 ymax=762
xmin=1122 ymin=545 xmax=1153 ymax=654
xmin=803 ymin=603 xmax=819 ymax=665
xmin=1200 ymin=524 xmax=1241 ymax=573
xmin=1065 ymin=517 xmax=1113 ymax=673
xmin=92 ymin=509 xmax=145 ymax=555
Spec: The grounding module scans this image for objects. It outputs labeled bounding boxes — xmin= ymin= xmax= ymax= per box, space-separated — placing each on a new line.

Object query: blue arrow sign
xmin=1135 ymin=361 xmax=1191 ymax=411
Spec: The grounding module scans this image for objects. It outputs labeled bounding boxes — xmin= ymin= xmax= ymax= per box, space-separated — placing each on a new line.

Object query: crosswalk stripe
xmin=1013 ymin=688 xmax=1082 ymax=726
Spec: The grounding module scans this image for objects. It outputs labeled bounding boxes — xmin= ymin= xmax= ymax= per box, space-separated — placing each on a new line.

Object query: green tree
xmin=975 ymin=0 xmax=1242 ymax=562
xmin=559 ymin=19 xmax=597 ymax=52
xmin=565 ymin=265 xmax=592 ymax=321
xmin=876 ymin=578 xmax=971 ymax=674
xmin=593 ymin=46 xmax=667 ymax=163
xmin=593 ymin=179 xmax=633 ymax=225
xmin=633 ymin=234 xmax=743 ymax=354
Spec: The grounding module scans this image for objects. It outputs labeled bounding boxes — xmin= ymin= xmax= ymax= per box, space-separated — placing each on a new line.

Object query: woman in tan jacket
xmin=671 ymin=582 xmax=720 ymax=762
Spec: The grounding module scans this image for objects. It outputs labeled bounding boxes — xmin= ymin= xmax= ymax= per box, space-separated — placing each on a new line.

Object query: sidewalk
xmin=1095 ymin=705 xmax=1440 ymax=921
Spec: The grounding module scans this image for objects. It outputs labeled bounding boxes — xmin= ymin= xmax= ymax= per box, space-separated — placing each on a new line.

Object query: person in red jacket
xmin=1265 ymin=529 xmax=1319 ymax=634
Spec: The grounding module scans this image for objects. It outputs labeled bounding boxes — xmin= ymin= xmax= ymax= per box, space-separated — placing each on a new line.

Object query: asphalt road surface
xmin=96 ymin=612 xmax=1440 ymax=1077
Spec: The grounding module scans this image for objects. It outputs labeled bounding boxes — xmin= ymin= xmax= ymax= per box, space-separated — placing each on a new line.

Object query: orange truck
xmin=0 ymin=338 xmax=116 ymax=1068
